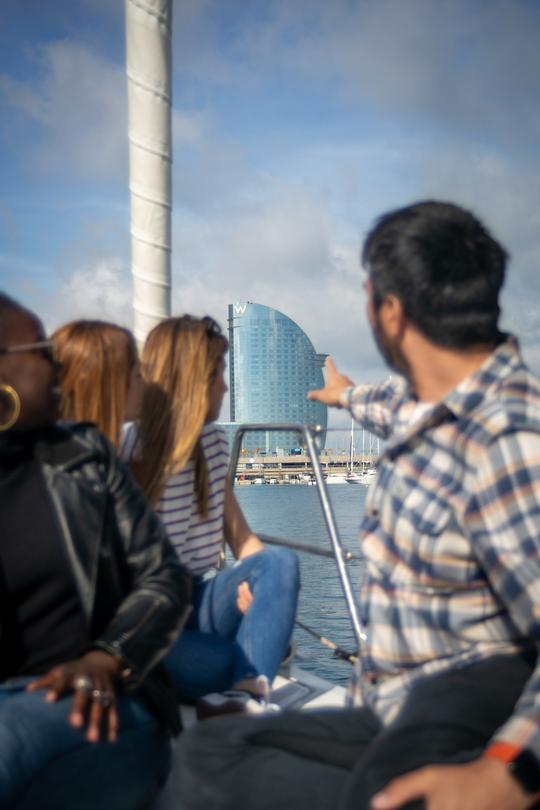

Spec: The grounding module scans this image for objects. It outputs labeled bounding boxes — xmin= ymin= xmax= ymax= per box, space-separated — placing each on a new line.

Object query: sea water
xmin=236 ymin=484 xmax=368 ymax=686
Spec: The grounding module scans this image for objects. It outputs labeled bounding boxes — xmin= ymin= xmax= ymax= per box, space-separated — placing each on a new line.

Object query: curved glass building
xmin=227 ymin=302 xmax=327 ymax=453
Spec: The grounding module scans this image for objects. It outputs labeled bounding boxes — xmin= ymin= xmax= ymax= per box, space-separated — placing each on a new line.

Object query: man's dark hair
xmin=362 ymin=201 xmax=507 ymax=349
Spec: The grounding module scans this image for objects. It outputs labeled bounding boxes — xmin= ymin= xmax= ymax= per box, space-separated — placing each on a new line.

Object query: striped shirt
xmin=342 ymin=336 xmax=540 ymax=758
xmin=122 ymin=424 xmax=229 ymax=577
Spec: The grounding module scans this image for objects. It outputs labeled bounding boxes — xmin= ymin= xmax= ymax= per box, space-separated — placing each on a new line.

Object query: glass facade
xmin=228 ymin=302 xmax=327 ymax=453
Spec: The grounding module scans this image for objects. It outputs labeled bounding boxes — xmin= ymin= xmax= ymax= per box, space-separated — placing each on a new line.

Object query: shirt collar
xmin=441 ymin=334 xmax=522 ymax=419
xmin=383 ymin=335 xmax=522 ymax=458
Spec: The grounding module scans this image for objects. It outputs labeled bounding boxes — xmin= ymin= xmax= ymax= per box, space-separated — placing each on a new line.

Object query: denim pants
xmin=0 ymin=677 xmax=171 ymax=810
xmin=165 ymin=547 xmax=300 ymax=701
xmin=174 ymin=653 xmax=535 ymax=810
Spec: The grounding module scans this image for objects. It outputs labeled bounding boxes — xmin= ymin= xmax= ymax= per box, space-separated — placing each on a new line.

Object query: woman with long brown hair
xmin=52 ymin=320 xmax=143 ymax=449
xmin=123 ymin=314 xmax=300 ymax=714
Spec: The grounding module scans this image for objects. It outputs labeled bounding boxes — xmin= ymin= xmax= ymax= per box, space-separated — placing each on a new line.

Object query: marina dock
xmin=234 ymin=452 xmax=377 ymax=484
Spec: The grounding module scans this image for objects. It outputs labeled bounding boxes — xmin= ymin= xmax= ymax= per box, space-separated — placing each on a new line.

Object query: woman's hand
xmin=26 ymin=650 xmax=122 ymax=743
xmin=237 ymin=581 xmax=254 ymax=614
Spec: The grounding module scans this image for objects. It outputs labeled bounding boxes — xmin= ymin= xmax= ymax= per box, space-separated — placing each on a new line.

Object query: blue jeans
xmin=0 ymin=677 xmax=171 ymax=810
xmin=165 ymin=548 xmax=300 ymax=701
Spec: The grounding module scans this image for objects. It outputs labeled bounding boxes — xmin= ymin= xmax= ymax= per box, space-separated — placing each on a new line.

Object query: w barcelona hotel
xmin=224 ymin=302 xmax=328 ymax=453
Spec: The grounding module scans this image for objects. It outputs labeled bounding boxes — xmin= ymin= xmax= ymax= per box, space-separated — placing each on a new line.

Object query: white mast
xmin=125 ymin=0 xmax=172 ymax=345
xmin=348 ymin=419 xmax=354 ymax=474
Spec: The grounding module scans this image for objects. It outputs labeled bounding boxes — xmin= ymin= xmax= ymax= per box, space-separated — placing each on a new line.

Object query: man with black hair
xmin=175 ymin=201 xmax=540 ymax=810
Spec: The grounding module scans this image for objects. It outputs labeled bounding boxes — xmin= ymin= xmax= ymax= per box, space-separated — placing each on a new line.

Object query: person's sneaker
xmin=196 ymin=676 xmax=281 ymax=721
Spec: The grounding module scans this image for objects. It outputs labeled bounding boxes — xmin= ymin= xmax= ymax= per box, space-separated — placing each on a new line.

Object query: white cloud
xmin=32 ymin=259 xmax=132 ymax=332
xmin=203 ymin=0 xmax=540 ymax=150
xmin=2 ymin=0 xmax=539 ymax=397
xmin=167 ymin=177 xmax=383 ymax=385
xmin=408 ymin=142 xmax=540 ymax=362
xmin=0 ymin=38 xmax=209 ymax=182
xmin=1 ymin=41 xmax=127 ymax=179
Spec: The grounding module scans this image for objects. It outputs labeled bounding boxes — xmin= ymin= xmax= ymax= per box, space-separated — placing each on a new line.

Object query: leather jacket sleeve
xmin=40 ymin=424 xmax=192 ymax=690
xmin=92 ymin=436 xmax=192 ymax=687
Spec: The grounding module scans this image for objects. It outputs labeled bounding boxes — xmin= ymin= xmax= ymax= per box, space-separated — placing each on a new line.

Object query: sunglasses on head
xmin=201 ymin=316 xmax=222 ymax=337
xmin=0 ymin=340 xmax=56 ymax=363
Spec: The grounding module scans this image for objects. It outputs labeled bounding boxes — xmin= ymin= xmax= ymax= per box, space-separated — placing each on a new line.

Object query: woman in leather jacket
xmin=0 ymin=293 xmax=191 ymax=810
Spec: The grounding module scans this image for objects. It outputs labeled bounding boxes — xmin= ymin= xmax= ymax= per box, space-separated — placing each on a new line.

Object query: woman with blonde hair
xmin=123 ymin=314 xmax=300 ymax=715
xmin=52 ymin=320 xmax=143 ymax=448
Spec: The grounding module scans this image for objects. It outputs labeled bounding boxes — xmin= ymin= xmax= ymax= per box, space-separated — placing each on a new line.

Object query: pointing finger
xmin=325 ymin=357 xmax=338 ymax=374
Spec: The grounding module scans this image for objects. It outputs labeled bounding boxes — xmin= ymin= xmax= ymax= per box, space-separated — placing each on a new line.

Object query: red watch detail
xmin=485 ymin=743 xmax=521 ymax=764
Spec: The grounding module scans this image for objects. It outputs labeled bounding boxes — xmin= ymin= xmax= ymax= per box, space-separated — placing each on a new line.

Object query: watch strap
xmin=485 ymin=742 xmax=521 ymax=764
xmin=486 ymin=744 xmax=540 ymax=795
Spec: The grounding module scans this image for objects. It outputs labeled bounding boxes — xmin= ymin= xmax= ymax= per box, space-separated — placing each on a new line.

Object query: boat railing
xmin=256 ymin=532 xmax=356 ymax=561
xmin=229 ymin=423 xmax=364 ymax=651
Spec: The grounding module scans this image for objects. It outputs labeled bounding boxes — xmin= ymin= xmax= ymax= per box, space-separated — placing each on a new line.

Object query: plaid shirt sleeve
xmin=465 ymin=429 xmax=540 ymax=758
xmin=339 ymin=377 xmax=405 ymax=439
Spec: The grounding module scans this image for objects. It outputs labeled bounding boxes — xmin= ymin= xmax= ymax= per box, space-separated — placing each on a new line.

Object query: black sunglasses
xmin=201 ymin=316 xmax=222 ymax=336
xmin=0 ymin=340 xmax=56 ymax=363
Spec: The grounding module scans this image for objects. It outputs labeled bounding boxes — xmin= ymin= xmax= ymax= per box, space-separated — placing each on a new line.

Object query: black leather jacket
xmin=33 ymin=422 xmax=192 ymax=733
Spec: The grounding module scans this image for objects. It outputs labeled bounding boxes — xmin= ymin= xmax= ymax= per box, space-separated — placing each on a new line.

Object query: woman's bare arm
xmin=223 ymin=479 xmax=264 ymax=560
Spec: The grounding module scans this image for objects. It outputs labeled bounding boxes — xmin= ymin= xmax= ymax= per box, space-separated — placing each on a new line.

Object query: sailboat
xmin=325 ymin=471 xmax=348 ymax=484
xmin=346 ymin=421 xmax=378 ymax=485
xmin=345 ymin=419 xmax=363 ymax=483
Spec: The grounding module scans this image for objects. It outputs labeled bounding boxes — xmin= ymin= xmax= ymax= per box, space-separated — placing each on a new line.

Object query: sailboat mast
xmin=125 ymin=0 xmax=172 ymax=345
xmin=348 ymin=419 xmax=354 ymax=474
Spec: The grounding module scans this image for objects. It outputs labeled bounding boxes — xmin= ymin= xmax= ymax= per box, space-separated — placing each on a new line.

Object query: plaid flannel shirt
xmin=342 ymin=336 xmax=540 ymax=759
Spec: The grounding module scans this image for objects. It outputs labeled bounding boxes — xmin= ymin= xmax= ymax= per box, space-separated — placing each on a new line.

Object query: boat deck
xmin=153 ymin=664 xmax=347 ymax=809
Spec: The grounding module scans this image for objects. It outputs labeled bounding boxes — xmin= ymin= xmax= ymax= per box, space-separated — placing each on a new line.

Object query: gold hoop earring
xmin=0 ymin=384 xmax=21 ymax=431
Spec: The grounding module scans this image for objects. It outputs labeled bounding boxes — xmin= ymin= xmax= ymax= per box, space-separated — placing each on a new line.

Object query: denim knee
xmin=264 ymin=547 xmax=300 ymax=590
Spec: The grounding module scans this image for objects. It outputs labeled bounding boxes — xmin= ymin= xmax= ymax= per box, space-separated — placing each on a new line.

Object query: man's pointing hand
xmin=308 ymin=357 xmax=354 ymax=408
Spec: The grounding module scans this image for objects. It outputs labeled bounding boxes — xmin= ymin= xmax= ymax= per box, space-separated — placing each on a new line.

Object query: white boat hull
xmin=326 ymin=475 xmax=348 ymax=485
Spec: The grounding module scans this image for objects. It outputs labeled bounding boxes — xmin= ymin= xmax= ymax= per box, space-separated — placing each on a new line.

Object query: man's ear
xmin=379 ymin=294 xmax=405 ymax=338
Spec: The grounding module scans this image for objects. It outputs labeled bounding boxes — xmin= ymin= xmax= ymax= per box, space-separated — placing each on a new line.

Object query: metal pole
xmin=302 ymin=426 xmax=364 ymax=648
xmin=259 ymin=532 xmax=358 ymax=562
xmin=229 ymin=423 xmax=364 ymax=649
xmin=348 ymin=418 xmax=354 ymax=474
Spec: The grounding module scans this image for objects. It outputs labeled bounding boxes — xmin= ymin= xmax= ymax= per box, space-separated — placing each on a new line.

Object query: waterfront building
xmin=227 ymin=302 xmax=327 ymax=453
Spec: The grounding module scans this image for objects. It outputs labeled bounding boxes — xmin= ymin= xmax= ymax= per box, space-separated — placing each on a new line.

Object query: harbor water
xmin=236 ymin=483 xmax=368 ymax=686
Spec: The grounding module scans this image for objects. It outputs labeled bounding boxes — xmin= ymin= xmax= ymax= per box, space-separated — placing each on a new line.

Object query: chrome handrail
xmin=229 ymin=423 xmax=364 ymax=650
xmin=259 ymin=532 xmax=359 ymax=561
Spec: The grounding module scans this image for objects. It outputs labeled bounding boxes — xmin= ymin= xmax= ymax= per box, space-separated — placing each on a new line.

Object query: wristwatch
xmin=508 ymin=750 xmax=540 ymax=795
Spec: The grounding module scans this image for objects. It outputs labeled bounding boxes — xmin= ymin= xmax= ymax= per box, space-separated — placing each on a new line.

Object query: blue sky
xmin=1 ymin=0 xmax=540 ymax=435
